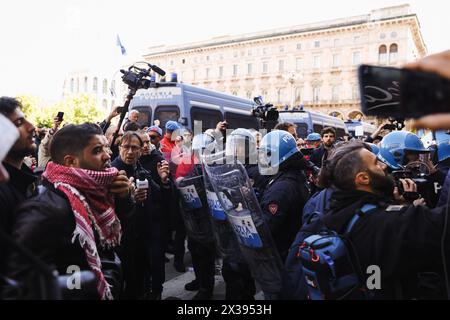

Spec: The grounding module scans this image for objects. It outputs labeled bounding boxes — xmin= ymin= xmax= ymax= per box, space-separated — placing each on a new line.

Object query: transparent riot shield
xmin=203 ymin=161 xmax=284 ymax=297
xmin=175 ymin=164 xmax=215 ymax=244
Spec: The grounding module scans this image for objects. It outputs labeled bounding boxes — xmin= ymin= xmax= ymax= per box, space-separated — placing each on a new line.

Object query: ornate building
xmin=143 ymin=4 xmax=426 ymax=120
xmin=62 ymin=69 xmax=128 ymax=111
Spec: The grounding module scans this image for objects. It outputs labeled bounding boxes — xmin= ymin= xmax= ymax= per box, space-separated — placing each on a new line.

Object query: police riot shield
xmin=175 ymin=165 xmax=215 ymax=244
xmin=203 ymin=161 xmax=284 ymax=296
xmin=203 ymin=164 xmax=242 ymax=259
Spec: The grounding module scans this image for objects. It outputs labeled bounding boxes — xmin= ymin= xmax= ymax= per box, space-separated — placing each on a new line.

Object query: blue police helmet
xmin=435 ymin=131 xmax=450 ymax=163
xmin=366 ymin=143 xmax=380 ymax=156
xmin=306 ymin=133 xmax=321 ymax=142
xmin=259 ymin=130 xmax=299 ymax=171
xmin=378 ymin=131 xmax=429 ymax=170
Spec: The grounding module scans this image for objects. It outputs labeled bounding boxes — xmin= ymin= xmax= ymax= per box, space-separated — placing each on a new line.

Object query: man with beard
xmin=310 ymin=127 xmax=336 ymax=168
xmin=301 ymin=141 xmax=450 ymax=299
xmin=0 ymin=97 xmax=39 ymax=256
xmin=4 ymin=123 xmax=133 ymax=299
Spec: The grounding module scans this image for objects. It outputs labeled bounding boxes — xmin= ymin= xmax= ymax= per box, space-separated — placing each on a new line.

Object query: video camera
xmin=391 ymin=169 xmax=428 ymax=201
xmin=120 ymin=63 xmax=166 ymax=90
xmin=252 ymin=96 xmax=279 ymax=130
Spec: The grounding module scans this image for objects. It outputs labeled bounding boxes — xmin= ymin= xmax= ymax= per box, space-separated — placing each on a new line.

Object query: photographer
xmin=302 ymin=141 xmax=448 ymax=299
xmin=38 ymin=115 xmax=62 ymax=169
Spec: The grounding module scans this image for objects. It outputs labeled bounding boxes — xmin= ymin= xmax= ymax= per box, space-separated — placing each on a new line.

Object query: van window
xmin=336 ymin=128 xmax=346 ymax=138
xmin=225 ymin=112 xmax=259 ymax=130
xmin=191 ymin=107 xmax=223 ymax=132
xmin=313 ymin=124 xmax=323 ymax=134
xmin=131 ymin=106 xmax=152 ymax=128
xmin=155 ymin=105 xmax=180 ymax=131
xmin=294 ymin=123 xmax=308 ymax=139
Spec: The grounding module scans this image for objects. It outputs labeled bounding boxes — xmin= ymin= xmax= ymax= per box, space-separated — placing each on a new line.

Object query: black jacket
xmin=0 ymin=163 xmax=37 ymax=272
xmin=310 ymin=145 xmax=333 ymax=168
xmin=3 ymin=180 xmax=133 ymax=299
xmin=316 ymin=190 xmax=449 ymax=299
xmin=259 ymin=157 xmax=310 ymax=260
xmin=139 ymin=150 xmax=165 ymax=184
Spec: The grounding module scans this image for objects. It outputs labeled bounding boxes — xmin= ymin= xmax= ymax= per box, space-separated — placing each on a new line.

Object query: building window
xmin=206 ymin=56 xmax=210 ymax=62
xmin=247 ymin=63 xmax=253 ymax=75
xmin=295 ymin=87 xmax=302 ymax=103
xmin=205 ymin=68 xmax=209 ymax=79
xmin=93 ymin=77 xmax=98 ymax=92
xmin=279 ymin=45 xmax=284 ymax=53
xmin=313 ymin=87 xmax=320 ymax=102
xmin=70 ymin=78 xmax=74 ymax=93
xmin=314 ymin=41 xmax=320 ymax=48
xmin=352 ymin=85 xmax=360 ymax=100
xmin=233 ymin=52 xmax=238 ymax=58
xmin=354 ymin=36 xmax=360 ymax=44
xmin=233 ymin=65 xmax=238 ymax=77
xmin=333 ymin=54 xmax=340 ymax=67
xmin=111 ymin=100 xmax=115 ymax=108
xmin=219 ymin=66 xmax=223 ymax=78
xmin=232 ymin=91 xmax=238 ymax=96
xmin=182 ymin=59 xmax=186 ymax=64
xmin=262 ymin=90 xmax=268 ymax=99
xmin=103 ymin=79 xmax=108 ymax=95
xmin=111 ymin=80 xmax=115 ymax=95
xmin=84 ymin=77 xmax=88 ymax=92
xmin=313 ymin=55 xmax=321 ymax=68
xmin=296 ymin=58 xmax=303 ymax=71
xmin=246 ymin=91 xmax=252 ymax=99
xmin=378 ymin=45 xmax=388 ymax=64
xmin=391 ymin=32 xmax=398 ymax=38
xmin=76 ymin=78 xmax=80 ymax=93
xmin=102 ymin=99 xmax=107 ymax=109
xmin=380 ymin=33 xmax=386 ymax=39
xmin=193 ymin=69 xmax=197 ymax=80
xmin=296 ymin=43 xmax=302 ymax=50
xmin=332 ymin=85 xmax=340 ymax=101
xmin=353 ymin=51 xmax=361 ymax=65
xmin=389 ymin=43 xmax=398 ymax=63
xmin=248 ymin=49 xmax=252 ymax=56
xmin=262 ymin=62 xmax=268 ymax=74
xmin=262 ymin=48 xmax=267 ymax=55
xmin=334 ymin=39 xmax=340 ymax=47
xmin=277 ymin=88 xmax=285 ymax=103
xmin=170 ymin=60 xmax=174 ymax=66
xmin=278 ymin=60 xmax=284 ymax=72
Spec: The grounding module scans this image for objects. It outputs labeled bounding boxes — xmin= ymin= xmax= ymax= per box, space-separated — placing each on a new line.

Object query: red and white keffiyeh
xmin=43 ymin=162 xmax=122 ymax=300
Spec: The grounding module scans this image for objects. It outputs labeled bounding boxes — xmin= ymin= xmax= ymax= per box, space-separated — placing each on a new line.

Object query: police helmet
xmin=435 ymin=131 xmax=450 ymax=163
xmin=366 ymin=143 xmax=380 ymax=156
xmin=378 ymin=131 xmax=429 ymax=170
xmin=192 ymin=132 xmax=217 ymax=159
xmin=226 ymin=128 xmax=258 ymax=163
xmin=258 ymin=130 xmax=299 ymax=175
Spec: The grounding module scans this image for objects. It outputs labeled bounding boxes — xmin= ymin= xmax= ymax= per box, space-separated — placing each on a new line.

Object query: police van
xmin=128 ymin=79 xmax=258 ymax=132
xmin=344 ymin=120 xmax=377 ymax=139
xmin=277 ymin=110 xmax=349 ymax=139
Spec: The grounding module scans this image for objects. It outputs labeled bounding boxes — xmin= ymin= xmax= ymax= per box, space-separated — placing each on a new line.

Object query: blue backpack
xmin=283 ymin=190 xmax=377 ymax=300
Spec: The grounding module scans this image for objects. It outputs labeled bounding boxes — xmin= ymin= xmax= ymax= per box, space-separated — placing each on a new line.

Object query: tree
xmin=18 ymin=94 xmax=105 ymax=128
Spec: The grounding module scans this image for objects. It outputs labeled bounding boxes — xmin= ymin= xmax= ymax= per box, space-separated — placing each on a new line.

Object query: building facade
xmin=143 ymin=5 xmax=427 ymax=120
xmin=62 ymin=69 xmax=128 ymax=111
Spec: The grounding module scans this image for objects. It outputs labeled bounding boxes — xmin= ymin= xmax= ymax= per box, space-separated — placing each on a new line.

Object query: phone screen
xmin=57 ymin=112 xmax=64 ymax=121
xmin=359 ymin=65 xmax=450 ymax=119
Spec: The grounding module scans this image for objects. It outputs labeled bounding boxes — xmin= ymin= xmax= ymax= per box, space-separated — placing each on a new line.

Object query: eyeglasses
xmin=149 ymin=135 xmax=159 ymax=140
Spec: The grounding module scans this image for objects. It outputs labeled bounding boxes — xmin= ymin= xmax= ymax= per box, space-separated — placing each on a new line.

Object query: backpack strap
xmin=344 ymin=204 xmax=378 ymax=234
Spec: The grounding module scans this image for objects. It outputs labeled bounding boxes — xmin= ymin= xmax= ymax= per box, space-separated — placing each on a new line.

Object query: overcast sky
xmin=0 ymin=0 xmax=448 ymax=100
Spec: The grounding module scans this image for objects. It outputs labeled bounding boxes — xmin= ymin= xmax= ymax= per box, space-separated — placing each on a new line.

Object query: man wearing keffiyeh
xmin=4 ymin=123 xmax=134 ymax=300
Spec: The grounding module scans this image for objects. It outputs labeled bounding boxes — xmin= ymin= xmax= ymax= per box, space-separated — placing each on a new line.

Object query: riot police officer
xmin=257 ymin=130 xmax=310 ymax=261
xmin=379 ymin=130 xmax=446 ymax=208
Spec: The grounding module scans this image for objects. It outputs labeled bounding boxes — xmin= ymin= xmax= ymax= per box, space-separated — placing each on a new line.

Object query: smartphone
xmin=116 ymin=106 xmax=124 ymax=113
xmin=56 ymin=112 xmax=64 ymax=122
xmin=359 ymin=65 xmax=450 ymax=118
xmin=382 ymin=124 xmax=397 ymax=131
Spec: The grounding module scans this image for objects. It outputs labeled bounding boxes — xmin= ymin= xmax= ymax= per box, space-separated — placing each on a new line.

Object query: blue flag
xmin=116 ymin=34 xmax=127 ymax=56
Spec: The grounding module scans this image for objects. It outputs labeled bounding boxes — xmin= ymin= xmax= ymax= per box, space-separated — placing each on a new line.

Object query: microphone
xmin=148 ymin=64 xmax=166 ymax=77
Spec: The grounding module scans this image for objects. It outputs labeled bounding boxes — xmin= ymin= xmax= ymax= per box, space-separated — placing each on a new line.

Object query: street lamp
xmin=283 ymin=71 xmax=298 ymax=109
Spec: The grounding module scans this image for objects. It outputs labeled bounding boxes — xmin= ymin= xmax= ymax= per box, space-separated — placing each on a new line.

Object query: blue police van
xmin=278 ymin=110 xmax=349 ymax=139
xmin=344 ymin=120 xmax=377 ymax=139
xmin=128 ymin=80 xmax=258 ymax=132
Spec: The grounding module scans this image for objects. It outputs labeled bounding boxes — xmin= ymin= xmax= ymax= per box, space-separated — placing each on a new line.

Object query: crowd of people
xmin=1 ymin=51 xmax=450 ymax=300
